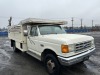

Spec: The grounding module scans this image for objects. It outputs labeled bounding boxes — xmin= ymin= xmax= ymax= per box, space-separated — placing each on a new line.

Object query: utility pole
xmin=81 ymin=19 xmax=83 ymax=29
xmin=71 ymin=17 xmax=74 ymax=29
xmin=8 ymin=16 xmax=12 ymax=26
xmin=92 ymin=20 xmax=93 ymax=29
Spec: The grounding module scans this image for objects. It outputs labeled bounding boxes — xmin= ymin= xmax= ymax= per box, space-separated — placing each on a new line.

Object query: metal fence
xmin=65 ymin=29 xmax=91 ymax=33
xmin=0 ymin=29 xmax=93 ymax=36
xmin=0 ymin=32 xmax=8 ymax=36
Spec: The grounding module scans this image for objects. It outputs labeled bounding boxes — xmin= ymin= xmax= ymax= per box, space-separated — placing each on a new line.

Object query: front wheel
xmin=44 ymin=54 xmax=61 ymax=75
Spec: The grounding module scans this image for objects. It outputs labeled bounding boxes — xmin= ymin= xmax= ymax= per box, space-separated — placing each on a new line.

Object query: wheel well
xmin=41 ymin=49 xmax=57 ymax=62
xmin=11 ymin=39 xmax=15 ymax=47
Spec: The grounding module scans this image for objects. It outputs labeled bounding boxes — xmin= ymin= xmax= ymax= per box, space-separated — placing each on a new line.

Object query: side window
xmin=30 ymin=26 xmax=38 ymax=36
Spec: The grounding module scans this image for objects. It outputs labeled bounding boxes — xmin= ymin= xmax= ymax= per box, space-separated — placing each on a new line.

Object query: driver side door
xmin=27 ymin=26 xmax=39 ymax=53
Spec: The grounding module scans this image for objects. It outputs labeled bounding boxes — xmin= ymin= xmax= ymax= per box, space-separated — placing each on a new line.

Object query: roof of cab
xmin=19 ymin=18 xmax=67 ymax=25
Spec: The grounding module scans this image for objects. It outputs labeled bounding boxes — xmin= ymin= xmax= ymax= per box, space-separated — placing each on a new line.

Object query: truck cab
xmin=8 ymin=18 xmax=95 ymax=75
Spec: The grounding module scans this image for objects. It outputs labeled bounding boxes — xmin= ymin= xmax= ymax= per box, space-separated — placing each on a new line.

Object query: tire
xmin=44 ymin=54 xmax=61 ymax=75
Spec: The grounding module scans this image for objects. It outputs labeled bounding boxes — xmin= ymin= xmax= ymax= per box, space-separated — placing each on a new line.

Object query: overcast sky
xmin=0 ymin=0 xmax=100 ymax=28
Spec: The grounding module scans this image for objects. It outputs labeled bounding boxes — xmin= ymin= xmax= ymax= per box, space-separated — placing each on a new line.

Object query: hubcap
xmin=47 ymin=59 xmax=55 ymax=73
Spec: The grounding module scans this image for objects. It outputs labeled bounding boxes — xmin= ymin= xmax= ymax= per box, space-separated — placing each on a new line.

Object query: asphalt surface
xmin=0 ymin=32 xmax=100 ymax=75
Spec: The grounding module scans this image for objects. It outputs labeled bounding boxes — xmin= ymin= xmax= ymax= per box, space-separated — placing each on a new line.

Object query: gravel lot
xmin=0 ymin=32 xmax=100 ymax=75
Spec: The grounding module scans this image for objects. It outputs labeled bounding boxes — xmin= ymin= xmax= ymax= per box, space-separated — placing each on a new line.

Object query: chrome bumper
xmin=58 ymin=48 xmax=95 ymax=66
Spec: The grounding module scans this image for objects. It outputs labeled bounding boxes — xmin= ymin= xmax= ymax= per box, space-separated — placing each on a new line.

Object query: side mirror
xmin=23 ymin=30 xmax=28 ymax=36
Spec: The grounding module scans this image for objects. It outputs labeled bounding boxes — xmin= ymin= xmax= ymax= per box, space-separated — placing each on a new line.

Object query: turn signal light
xmin=61 ymin=45 xmax=69 ymax=53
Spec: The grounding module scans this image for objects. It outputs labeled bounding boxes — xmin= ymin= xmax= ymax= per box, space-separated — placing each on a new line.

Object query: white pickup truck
xmin=8 ymin=18 xmax=95 ymax=75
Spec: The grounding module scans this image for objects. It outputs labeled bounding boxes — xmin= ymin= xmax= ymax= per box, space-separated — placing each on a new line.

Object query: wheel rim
xmin=47 ymin=59 xmax=55 ymax=73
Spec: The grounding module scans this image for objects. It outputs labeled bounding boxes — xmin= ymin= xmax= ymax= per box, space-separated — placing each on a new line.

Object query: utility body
xmin=8 ymin=18 xmax=95 ymax=75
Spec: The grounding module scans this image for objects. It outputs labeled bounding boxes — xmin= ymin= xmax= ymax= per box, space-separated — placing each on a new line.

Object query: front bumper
xmin=58 ymin=47 xmax=95 ymax=66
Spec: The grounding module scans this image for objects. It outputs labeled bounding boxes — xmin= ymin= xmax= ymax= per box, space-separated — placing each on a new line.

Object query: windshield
xmin=39 ymin=25 xmax=66 ymax=35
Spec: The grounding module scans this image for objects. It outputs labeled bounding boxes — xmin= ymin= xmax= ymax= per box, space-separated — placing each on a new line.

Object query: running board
xmin=26 ymin=51 xmax=41 ymax=61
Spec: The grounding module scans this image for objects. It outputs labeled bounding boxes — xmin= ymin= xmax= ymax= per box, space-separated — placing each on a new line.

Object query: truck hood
xmin=41 ymin=34 xmax=94 ymax=44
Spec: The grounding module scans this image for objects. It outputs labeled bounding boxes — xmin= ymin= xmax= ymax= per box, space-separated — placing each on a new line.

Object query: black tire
xmin=44 ymin=54 xmax=61 ymax=75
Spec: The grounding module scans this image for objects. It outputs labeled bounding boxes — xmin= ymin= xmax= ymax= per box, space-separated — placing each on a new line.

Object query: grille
xmin=75 ymin=41 xmax=91 ymax=52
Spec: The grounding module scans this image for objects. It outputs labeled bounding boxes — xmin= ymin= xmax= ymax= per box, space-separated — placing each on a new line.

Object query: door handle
xmin=40 ymin=44 xmax=44 ymax=47
xmin=28 ymin=36 xmax=35 ymax=45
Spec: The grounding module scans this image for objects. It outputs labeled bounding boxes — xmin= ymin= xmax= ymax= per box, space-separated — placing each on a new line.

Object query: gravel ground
xmin=0 ymin=32 xmax=100 ymax=75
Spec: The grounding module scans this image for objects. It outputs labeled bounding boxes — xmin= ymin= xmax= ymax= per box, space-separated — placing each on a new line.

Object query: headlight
xmin=61 ymin=44 xmax=69 ymax=53
xmin=68 ymin=44 xmax=75 ymax=52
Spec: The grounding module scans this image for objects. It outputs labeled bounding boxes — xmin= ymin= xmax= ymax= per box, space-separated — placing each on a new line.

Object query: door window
xmin=30 ymin=26 xmax=38 ymax=36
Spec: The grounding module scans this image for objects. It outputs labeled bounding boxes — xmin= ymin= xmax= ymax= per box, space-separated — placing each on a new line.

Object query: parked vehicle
xmin=8 ymin=18 xmax=95 ymax=75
